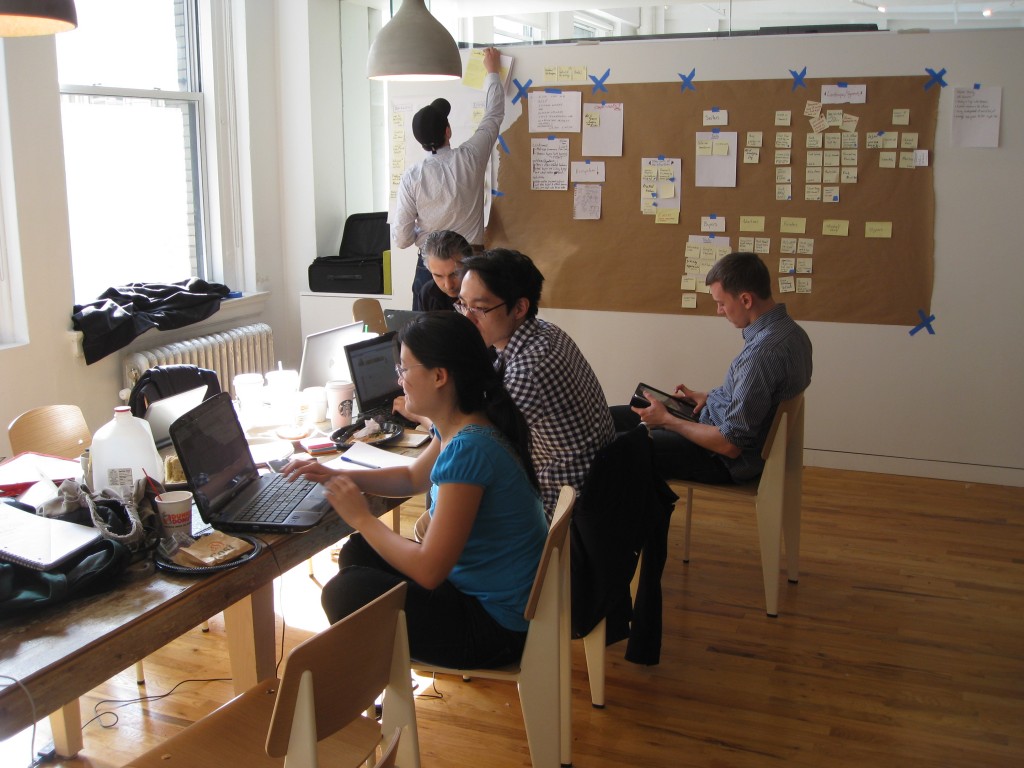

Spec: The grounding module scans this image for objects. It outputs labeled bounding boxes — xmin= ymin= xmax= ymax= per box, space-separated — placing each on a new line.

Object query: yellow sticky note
xmin=865 ymin=221 xmax=893 ymax=238
xmin=684 ymin=242 xmax=702 ymax=260
xmin=775 ymin=110 xmax=792 ymax=126
xmin=657 ymin=182 xmax=675 ymax=200
xmin=681 ymin=293 xmax=698 ymax=309
xmin=712 ymin=140 xmax=730 ymax=156
xmin=681 ymin=275 xmax=697 ymax=291
xmin=584 ymin=112 xmax=600 ymax=128
xmin=641 ymin=181 xmax=657 ymax=198
xmin=743 ymin=147 xmax=760 ymax=163
xmin=572 ymin=66 xmax=588 ymax=83
xmin=746 ymin=131 xmax=763 ymax=148
xmin=899 ymin=152 xmax=917 ymax=169
xmin=543 ymin=66 xmax=558 ymax=84
xmin=655 ymin=208 xmax=679 ymax=224
xmin=892 ymin=108 xmax=910 ymax=126
xmin=640 ymin=199 xmax=657 ymax=215
xmin=780 ymin=237 xmax=797 ymax=254
xmin=901 ymin=132 xmax=919 ymax=149
xmin=879 ymin=152 xmax=897 ymax=168
xmin=775 ymin=132 xmax=793 ymax=149
xmin=462 ymin=50 xmax=487 ymax=89
xmin=841 ymin=167 xmax=858 ymax=184
xmin=796 ymin=277 xmax=812 ymax=294
xmin=641 ymin=167 xmax=658 ymax=181
xmin=696 ymin=140 xmax=713 ymax=156
xmin=740 ymin=216 xmax=766 ymax=232
xmin=779 ymin=257 xmax=796 ymax=274
xmin=841 ymin=113 xmax=859 ymax=132
xmin=778 ymin=276 xmax=796 ymax=294
xmin=804 ymin=185 xmax=822 ymax=202
xmin=780 ymin=217 xmax=807 ymax=234
xmin=775 ymin=150 xmax=792 ymax=165
xmin=658 ymin=166 xmax=674 ymax=181
xmin=822 ymin=219 xmax=849 ymax=237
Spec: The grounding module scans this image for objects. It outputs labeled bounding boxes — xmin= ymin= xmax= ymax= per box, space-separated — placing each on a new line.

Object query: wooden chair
xmin=8 ymin=404 xmax=92 ymax=459
xmin=675 ymin=393 xmax=806 ymax=617
xmin=353 ymin=298 xmax=388 ymax=335
xmin=123 ymin=582 xmax=420 ymax=768
xmin=414 ymin=486 xmax=576 ymax=768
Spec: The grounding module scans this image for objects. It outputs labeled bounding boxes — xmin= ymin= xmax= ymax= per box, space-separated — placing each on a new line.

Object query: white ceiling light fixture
xmin=0 ymin=0 xmax=77 ymax=37
xmin=982 ymin=8 xmax=993 ymax=16
xmin=367 ymin=0 xmax=462 ymax=82
xmin=851 ymin=0 xmax=886 ymax=11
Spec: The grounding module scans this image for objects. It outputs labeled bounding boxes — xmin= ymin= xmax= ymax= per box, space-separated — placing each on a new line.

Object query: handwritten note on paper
xmin=809 ymin=114 xmax=828 ymax=133
xmin=582 ymin=102 xmax=624 ymax=157
xmin=804 ymin=101 xmax=822 ymax=118
xmin=879 ymin=152 xmax=897 ymax=169
xmin=806 ymin=167 xmax=823 ymax=184
xmin=776 ymin=167 xmax=793 ymax=184
xmin=796 ymin=258 xmax=813 ymax=274
xmin=695 ymin=132 xmax=737 ymax=188
xmin=779 ymin=257 xmax=796 ymax=274
xmin=806 ymin=133 xmax=823 ymax=149
xmin=865 ymin=221 xmax=893 ymax=239
xmin=738 ymin=236 xmax=754 ymax=251
xmin=822 ymin=219 xmax=849 ymax=237
xmin=655 ymin=208 xmax=680 ymax=224
xmin=754 ymin=237 xmax=771 ymax=254
xmin=701 ymin=216 xmax=726 ymax=232
xmin=952 ymin=86 xmax=1002 ymax=148
xmin=530 ymin=138 xmax=570 ymax=191
xmin=805 ymin=185 xmax=822 ymax=202
xmin=797 ymin=238 xmax=814 ymax=255
xmin=740 ymin=216 xmax=765 ymax=232
xmin=775 ymin=132 xmax=793 ymax=149
xmin=681 ymin=294 xmax=698 ymax=309
xmin=892 ymin=108 xmax=910 ymax=126
xmin=681 ymin=275 xmax=697 ymax=291
xmin=775 ymin=110 xmax=792 ymax=126
xmin=571 ymin=161 xmax=605 ymax=182
xmin=823 ymin=167 xmax=840 ymax=184
xmin=821 ymin=83 xmax=867 ymax=104
xmin=841 ymin=167 xmax=858 ymax=184
xmin=528 ymin=90 xmax=582 ymax=133
xmin=746 ymin=132 xmax=763 ymax=147
xmin=823 ymin=186 xmax=840 ymax=203
xmin=796 ymin=278 xmax=812 ymax=294
xmin=775 ymin=150 xmax=792 ymax=166
xmin=901 ymin=133 xmax=919 ymax=150
xmin=573 ymin=184 xmax=602 ymax=220
xmin=641 ymin=157 xmax=681 ymax=214
xmin=778 ymin=276 xmax=796 ymax=294
xmin=780 ymin=217 xmax=806 ymax=234
xmin=703 ymin=109 xmax=729 ymax=126
xmin=780 ymin=237 xmax=797 ymax=254
xmin=743 ymin=147 xmax=760 ymax=163
xmin=463 ymin=50 xmax=514 ymax=90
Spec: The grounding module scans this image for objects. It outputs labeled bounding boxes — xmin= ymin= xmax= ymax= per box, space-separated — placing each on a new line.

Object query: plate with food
xmin=330 ymin=420 xmax=404 ymax=449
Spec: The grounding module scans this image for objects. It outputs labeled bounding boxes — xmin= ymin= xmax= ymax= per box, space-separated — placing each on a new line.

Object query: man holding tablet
xmin=617 ymin=252 xmax=812 ymax=485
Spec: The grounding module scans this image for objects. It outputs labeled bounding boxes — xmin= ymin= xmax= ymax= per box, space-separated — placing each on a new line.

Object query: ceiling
xmin=435 ymin=1 xmax=1024 ymax=33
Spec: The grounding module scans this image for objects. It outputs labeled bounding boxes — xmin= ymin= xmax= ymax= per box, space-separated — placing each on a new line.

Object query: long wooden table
xmin=0 ymin=495 xmax=400 ymax=756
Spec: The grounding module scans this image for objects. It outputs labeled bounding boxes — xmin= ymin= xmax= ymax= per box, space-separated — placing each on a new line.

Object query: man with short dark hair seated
xmin=418 ymin=230 xmax=473 ymax=312
xmin=615 ymin=251 xmax=812 ymax=484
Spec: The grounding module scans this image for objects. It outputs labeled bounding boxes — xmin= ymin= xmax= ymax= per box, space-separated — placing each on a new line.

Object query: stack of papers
xmin=325 ymin=442 xmax=417 ymax=471
xmin=0 ymin=453 xmax=82 ymax=497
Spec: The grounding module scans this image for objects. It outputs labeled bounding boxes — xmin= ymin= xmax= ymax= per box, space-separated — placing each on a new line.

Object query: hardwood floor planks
xmin=1 ymin=468 xmax=1021 ymax=767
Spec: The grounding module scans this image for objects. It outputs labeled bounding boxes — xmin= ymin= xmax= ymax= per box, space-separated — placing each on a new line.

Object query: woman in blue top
xmin=285 ymin=312 xmax=548 ymax=668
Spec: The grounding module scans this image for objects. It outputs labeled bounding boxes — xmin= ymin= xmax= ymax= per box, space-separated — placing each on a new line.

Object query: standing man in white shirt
xmin=392 ymin=47 xmax=504 ymax=309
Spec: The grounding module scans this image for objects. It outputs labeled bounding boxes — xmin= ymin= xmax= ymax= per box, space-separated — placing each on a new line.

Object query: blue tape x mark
xmin=491 ymin=189 xmax=505 ymax=198
xmin=909 ymin=309 xmax=936 ymax=336
xmin=497 ymin=135 xmax=509 ymax=154
xmin=790 ymin=66 xmax=807 ymax=91
xmin=924 ymin=67 xmax=947 ymax=90
xmin=590 ymin=68 xmax=610 ymax=94
xmin=512 ymin=78 xmax=532 ymax=105
xmin=678 ymin=68 xmax=696 ymax=92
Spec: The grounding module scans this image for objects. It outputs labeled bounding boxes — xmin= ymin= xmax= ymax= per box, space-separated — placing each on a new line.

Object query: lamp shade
xmin=367 ymin=0 xmax=461 ymax=81
xmin=0 ymin=0 xmax=77 ymax=36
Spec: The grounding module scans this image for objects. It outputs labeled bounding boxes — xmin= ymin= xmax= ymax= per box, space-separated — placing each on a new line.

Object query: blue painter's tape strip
xmin=545 ymin=88 xmax=562 ymax=94
xmin=498 ymin=135 xmax=509 ymax=154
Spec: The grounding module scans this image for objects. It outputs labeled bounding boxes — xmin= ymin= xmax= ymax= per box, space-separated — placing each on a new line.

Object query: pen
xmin=340 ymin=456 xmax=377 ymax=469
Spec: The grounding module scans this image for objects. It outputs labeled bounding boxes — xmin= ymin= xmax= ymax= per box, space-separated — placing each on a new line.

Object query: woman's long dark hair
xmin=399 ymin=312 xmax=539 ymax=490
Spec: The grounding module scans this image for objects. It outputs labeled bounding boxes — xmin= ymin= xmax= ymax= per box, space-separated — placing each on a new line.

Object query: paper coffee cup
xmin=325 ymin=380 xmax=355 ymax=429
xmin=155 ymin=490 xmax=194 ymax=539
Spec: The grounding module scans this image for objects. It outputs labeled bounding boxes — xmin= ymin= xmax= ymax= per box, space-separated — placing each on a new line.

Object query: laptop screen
xmin=343 ymin=332 xmax=402 ymax=418
xmin=169 ymin=393 xmax=259 ymax=520
xmin=298 ymin=321 xmax=369 ymax=390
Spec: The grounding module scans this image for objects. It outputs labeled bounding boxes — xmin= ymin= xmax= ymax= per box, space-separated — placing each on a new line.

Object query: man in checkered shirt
xmin=457 ymin=249 xmax=615 ymax=520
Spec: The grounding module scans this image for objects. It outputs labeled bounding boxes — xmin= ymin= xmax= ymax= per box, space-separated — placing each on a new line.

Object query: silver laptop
xmin=169 ymin=393 xmax=329 ymax=533
xmin=145 ymin=385 xmax=208 ymax=448
xmin=298 ymin=321 xmax=368 ymax=390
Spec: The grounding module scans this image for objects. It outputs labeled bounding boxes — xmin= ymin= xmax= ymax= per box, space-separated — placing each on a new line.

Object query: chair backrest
xmin=8 ymin=404 xmax=92 ymax=459
xmin=524 ymin=486 xmax=575 ymax=621
xmin=759 ymin=393 xmax=805 ymax=463
xmin=127 ymin=364 xmax=222 ymax=417
xmin=265 ymin=581 xmax=408 ymax=757
xmin=352 ymin=298 xmax=388 ymax=335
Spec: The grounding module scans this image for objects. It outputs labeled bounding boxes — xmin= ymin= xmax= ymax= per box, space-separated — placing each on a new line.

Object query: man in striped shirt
xmin=623 ymin=252 xmax=812 ymax=484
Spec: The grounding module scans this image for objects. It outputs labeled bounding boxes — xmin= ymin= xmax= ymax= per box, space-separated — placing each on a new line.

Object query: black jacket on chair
xmin=127 ymin=365 xmax=222 ymax=417
xmin=571 ymin=423 xmax=678 ymax=665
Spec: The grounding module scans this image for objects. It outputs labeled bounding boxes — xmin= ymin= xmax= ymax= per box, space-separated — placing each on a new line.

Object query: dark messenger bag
xmin=309 ymin=212 xmax=389 ymax=294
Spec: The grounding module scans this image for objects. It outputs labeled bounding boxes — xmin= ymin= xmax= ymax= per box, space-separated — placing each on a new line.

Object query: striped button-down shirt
xmin=702 ymin=303 xmax=812 ymax=481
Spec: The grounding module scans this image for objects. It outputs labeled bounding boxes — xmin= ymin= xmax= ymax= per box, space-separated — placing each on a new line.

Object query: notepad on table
xmin=0 ymin=503 xmax=102 ymax=571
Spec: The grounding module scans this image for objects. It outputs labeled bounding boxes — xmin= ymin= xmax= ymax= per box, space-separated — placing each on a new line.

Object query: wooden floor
xmin=2 ymin=467 xmax=1022 ymax=768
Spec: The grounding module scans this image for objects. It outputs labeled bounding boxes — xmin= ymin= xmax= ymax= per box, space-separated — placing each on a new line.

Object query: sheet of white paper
xmin=324 ymin=441 xmax=417 ymax=471
xmin=581 ymin=102 xmax=624 ymax=157
xmin=951 ymin=86 xmax=1001 ymax=148
xmin=695 ymin=132 xmax=737 ymax=188
xmin=531 ymin=138 xmax=570 ymax=190
xmin=528 ymin=90 xmax=582 ymax=133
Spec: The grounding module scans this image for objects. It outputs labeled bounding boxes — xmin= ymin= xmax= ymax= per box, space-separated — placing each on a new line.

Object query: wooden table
xmin=0 ymin=495 xmax=400 ymax=756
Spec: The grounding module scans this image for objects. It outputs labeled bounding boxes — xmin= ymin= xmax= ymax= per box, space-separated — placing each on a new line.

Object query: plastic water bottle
xmin=89 ymin=406 xmax=164 ymax=499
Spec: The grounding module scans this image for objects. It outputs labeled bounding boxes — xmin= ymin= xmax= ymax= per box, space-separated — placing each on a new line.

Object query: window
xmin=57 ymin=0 xmax=208 ymax=304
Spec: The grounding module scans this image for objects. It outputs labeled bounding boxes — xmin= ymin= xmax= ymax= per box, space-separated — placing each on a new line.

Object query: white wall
xmin=387 ymin=29 xmax=1024 ymax=487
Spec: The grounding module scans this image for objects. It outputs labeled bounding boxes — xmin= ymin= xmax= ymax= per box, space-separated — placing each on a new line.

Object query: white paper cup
xmin=302 ymin=386 xmax=328 ymax=424
xmin=155 ymin=490 xmax=194 ymax=538
xmin=325 ymin=380 xmax=355 ymax=429
xmin=233 ymin=373 xmax=265 ymax=405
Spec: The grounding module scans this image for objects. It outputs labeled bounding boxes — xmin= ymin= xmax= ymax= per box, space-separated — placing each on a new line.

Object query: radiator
xmin=122 ymin=323 xmax=275 ymax=399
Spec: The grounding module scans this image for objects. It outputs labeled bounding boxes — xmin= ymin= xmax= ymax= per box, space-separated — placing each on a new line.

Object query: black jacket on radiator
xmin=72 ymin=279 xmax=231 ymax=364
xmin=571 ymin=423 xmax=678 ymax=665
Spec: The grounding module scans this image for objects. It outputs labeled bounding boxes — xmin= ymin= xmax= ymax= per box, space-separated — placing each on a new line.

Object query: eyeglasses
xmin=395 ymin=363 xmax=426 ymax=380
xmin=454 ymin=299 xmax=507 ymax=317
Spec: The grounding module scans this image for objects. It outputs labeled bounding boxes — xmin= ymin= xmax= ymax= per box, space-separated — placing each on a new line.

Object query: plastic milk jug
xmin=89 ymin=406 xmax=164 ymax=499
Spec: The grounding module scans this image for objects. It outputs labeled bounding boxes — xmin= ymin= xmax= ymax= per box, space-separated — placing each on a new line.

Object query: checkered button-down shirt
xmin=499 ymin=318 xmax=616 ymax=520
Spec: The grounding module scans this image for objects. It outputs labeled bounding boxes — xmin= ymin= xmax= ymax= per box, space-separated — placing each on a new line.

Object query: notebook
xmin=297 ymin=321 xmax=370 ymax=390
xmin=383 ymin=308 xmax=423 ymax=333
xmin=168 ymin=392 xmax=330 ymax=533
xmin=0 ymin=501 xmax=103 ymax=571
xmin=343 ymin=331 xmax=404 ymax=423
xmin=630 ymin=382 xmax=698 ymax=422
xmin=145 ymin=385 xmax=208 ymax=448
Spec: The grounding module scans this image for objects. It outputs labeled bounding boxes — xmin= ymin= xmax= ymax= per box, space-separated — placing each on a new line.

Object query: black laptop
xmin=168 ymin=393 xmax=329 ymax=533
xmin=343 ymin=331 xmax=406 ymax=424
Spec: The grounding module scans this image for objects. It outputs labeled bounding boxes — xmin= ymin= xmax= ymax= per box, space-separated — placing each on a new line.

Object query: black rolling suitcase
xmin=308 ymin=212 xmax=389 ymax=294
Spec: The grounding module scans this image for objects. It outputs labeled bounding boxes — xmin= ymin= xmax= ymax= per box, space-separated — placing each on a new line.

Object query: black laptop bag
xmin=308 ymin=212 xmax=390 ymax=294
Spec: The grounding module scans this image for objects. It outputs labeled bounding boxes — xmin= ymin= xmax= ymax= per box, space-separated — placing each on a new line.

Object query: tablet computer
xmin=630 ymin=382 xmax=698 ymax=422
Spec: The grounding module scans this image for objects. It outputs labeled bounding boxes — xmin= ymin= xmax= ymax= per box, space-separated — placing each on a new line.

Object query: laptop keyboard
xmin=235 ymin=473 xmax=317 ymax=524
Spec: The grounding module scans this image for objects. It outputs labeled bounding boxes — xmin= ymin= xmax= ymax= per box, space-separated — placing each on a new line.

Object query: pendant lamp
xmin=367 ymin=0 xmax=461 ymax=81
xmin=0 ymin=0 xmax=77 ymax=36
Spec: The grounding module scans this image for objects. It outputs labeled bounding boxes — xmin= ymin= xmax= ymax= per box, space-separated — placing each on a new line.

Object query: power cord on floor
xmin=82 ymin=676 xmax=233 ymax=731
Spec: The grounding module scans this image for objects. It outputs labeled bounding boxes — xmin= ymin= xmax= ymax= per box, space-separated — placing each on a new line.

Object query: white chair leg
xmin=755 ymin=494 xmax=784 ymax=617
xmin=582 ymin=619 xmax=606 ymax=708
